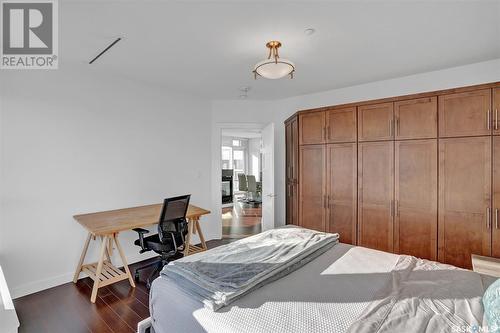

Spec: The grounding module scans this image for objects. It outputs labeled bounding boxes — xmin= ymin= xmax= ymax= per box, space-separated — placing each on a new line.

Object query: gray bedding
xmin=347 ymin=255 xmax=486 ymax=333
xmin=160 ymin=226 xmax=339 ymax=310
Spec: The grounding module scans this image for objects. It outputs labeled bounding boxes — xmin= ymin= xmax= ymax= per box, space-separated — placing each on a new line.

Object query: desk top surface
xmin=74 ymin=203 xmax=210 ymax=235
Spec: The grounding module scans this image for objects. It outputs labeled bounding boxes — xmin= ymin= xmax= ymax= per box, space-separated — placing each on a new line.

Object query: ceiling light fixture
xmin=253 ymin=41 xmax=295 ymax=80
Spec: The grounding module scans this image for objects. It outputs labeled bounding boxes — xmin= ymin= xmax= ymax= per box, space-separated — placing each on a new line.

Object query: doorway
xmin=217 ymin=123 xmax=275 ymax=239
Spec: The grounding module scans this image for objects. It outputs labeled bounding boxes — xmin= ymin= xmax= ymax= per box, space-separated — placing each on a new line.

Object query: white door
xmin=261 ymin=123 xmax=275 ymax=231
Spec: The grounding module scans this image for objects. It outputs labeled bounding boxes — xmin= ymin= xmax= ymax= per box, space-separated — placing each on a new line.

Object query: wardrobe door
xmin=494 ymin=88 xmax=500 ymax=135
xmin=299 ymin=112 xmax=325 ymax=145
xmin=326 ymin=107 xmax=357 ymax=143
xmin=394 ymin=140 xmax=437 ymax=260
xmin=299 ymin=145 xmax=326 ymax=231
xmin=438 ymin=137 xmax=492 ymax=269
xmin=358 ymin=141 xmax=394 ymax=252
xmin=358 ymin=102 xmax=394 ymax=141
xmin=327 ymin=143 xmax=357 ymax=245
xmin=438 ymin=89 xmax=492 ymax=138
xmin=493 ymin=136 xmax=500 ymax=258
xmin=394 ymin=97 xmax=437 ymax=140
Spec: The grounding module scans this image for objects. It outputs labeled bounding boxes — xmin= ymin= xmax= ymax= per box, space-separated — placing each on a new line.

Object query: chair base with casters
xmin=133 ymin=228 xmax=186 ymax=289
xmin=132 ymin=244 xmax=183 ymax=289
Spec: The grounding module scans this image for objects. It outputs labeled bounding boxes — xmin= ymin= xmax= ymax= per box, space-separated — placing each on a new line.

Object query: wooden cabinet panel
xmin=299 ymin=145 xmax=326 ymax=231
xmin=394 ymin=140 xmax=437 ymax=260
xmin=326 ymin=107 xmax=357 ymax=143
xmin=358 ymin=141 xmax=394 ymax=252
xmin=494 ymin=88 xmax=500 ymax=135
xmin=438 ymin=137 xmax=492 ymax=269
xmin=299 ymin=112 xmax=325 ymax=145
xmin=438 ymin=89 xmax=492 ymax=138
xmin=395 ymin=97 xmax=437 ymax=140
xmin=327 ymin=143 xmax=357 ymax=244
xmin=286 ymin=117 xmax=299 ymax=226
xmin=493 ymin=136 xmax=500 ymax=258
xmin=358 ymin=102 xmax=394 ymax=141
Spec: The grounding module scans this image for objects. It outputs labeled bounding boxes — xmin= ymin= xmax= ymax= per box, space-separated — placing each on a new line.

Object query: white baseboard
xmin=11 ymin=252 xmax=157 ymax=299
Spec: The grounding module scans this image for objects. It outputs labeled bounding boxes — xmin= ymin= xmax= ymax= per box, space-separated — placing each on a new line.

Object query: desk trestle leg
xmin=73 ymin=232 xmax=136 ymax=303
xmin=183 ymin=217 xmax=208 ymax=256
xmin=113 ymin=233 xmax=136 ymax=288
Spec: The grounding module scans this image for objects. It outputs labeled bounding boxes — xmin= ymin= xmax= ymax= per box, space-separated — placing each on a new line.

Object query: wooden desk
xmin=73 ymin=203 xmax=210 ymax=303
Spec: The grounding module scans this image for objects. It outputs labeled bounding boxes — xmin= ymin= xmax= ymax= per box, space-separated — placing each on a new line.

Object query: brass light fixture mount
xmin=266 ymin=40 xmax=282 ymax=63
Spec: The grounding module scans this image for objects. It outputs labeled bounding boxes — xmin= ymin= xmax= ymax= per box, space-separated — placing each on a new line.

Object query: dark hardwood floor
xmin=14 ymin=239 xmax=232 ymax=333
xmin=222 ymin=197 xmax=262 ymax=239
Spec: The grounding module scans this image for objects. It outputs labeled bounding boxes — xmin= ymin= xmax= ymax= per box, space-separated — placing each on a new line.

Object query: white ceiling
xmin=62 ymin=1 xmax=500 ymax=100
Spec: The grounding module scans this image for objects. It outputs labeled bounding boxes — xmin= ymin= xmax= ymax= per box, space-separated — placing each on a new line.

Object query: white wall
xmin=0 ymin=67 xmax=215 ymax=298
xmin=211 ymin=59 xmax=500 ymax=230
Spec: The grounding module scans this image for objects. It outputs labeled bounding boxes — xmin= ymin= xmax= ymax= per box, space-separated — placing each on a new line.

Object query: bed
xmin=148 ymin=236 xmax=492 ymax=333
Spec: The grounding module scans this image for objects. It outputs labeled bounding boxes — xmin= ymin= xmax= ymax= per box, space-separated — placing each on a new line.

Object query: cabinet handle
xmin=396 ymin=118 xmax=400 ymax=136
xmin=496 ymin=208 xmax=499 ymax=229
xmin=496 ymin=109 xmax=499 ymax=131
xmin=487 ymin=207 xmax=491 ymax=229
xmin=395 ymin=200 xmax=399 ymax=217
xmin=328 ymin=126 xmax=331 ymax=140
xmin=323 ymin=127 xmax=326 ymax=141
xmin=389 ymin=119 xmax=393 ymax=137
xmin=390 ymin=200 xmax=394 ymax=217
xmin=487 ymin=109 xmax=491 ymax=130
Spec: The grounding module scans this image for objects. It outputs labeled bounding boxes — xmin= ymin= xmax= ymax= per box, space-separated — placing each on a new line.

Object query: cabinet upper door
xmin=494 ymin=88 xmax=500 ymax=135
xmin=299 ymin=145 xmax=326 ymax=231
xmin=326 ymin=107 xmax=357 ymax=143
xmin=299 ymin=112 xmax=325 ymax=145
xmin=493 ymin=136 xmax=500 ymax=258
xmin=438 ymin=89 xmax=492 ymax=138
xmin=394 ymin=140 xmax=437 ymax=260
xmin=358 ymin=141 xmax=394 ymax=252
xmin=327 ymin=143 xmax=357 ymax=245
xmin=394 ymin=97 xmax=437 ymax=140
xmin=438 ymin=137 xmax=491 ymax=269
xmin=358 ymin=102 xmax=394 ymax=141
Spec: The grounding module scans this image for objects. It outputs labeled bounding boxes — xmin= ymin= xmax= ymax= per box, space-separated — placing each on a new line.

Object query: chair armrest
xmin=133 ymin=228 xmax=149 ymax=234
xmin=133 ymin=228 xmax=149 ymax=252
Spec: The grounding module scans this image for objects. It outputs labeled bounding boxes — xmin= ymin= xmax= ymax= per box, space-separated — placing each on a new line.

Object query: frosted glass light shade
xmin=254 ymin=58 xmax=295 ymax=79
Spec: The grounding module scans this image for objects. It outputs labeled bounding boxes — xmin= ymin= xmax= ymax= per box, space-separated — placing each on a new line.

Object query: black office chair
xmin=133 ymin=194 xmax=191 ymax=289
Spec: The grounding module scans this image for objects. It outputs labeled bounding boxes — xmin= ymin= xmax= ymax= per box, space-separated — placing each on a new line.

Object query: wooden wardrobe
xmin=285 ymin=82 xmax=500 ymax=269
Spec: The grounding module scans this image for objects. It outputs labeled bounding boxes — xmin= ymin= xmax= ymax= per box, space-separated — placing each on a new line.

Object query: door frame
xmin=211 ymin=122 xmax=272 ymax=239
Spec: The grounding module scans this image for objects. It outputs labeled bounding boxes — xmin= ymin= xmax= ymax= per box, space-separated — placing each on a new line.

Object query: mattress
xmin=149 ymin=243 xmax=401 ymax=333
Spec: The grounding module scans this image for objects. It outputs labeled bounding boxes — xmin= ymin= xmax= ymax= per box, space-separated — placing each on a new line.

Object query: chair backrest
xmin=158 ymin=195 xmax=191 ymax=244
xmin=238 ymin=173 xmax=248 ymax=191
xmin=247 ymin=175 xmax=257 ymax=192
